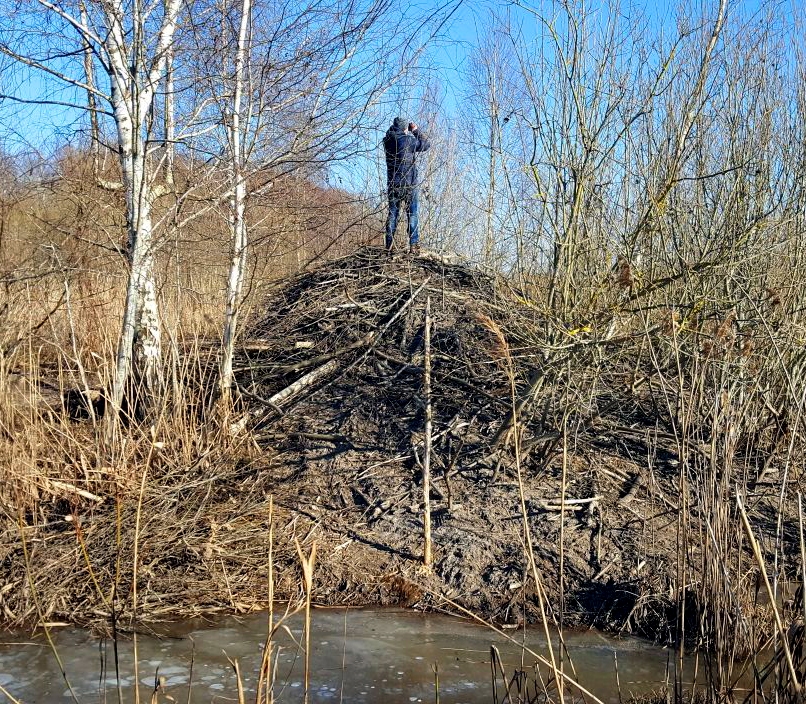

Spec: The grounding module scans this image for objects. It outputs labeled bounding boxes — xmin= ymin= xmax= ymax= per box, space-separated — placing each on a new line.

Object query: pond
xmin=0 ymin=608 xmax=684 ymax=703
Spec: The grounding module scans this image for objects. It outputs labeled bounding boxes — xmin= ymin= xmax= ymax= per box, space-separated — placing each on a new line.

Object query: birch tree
xmin=219 ymin=0 xmax=251 ymax=406
xmin=1 ymin=0 xmax=461 ymax=420
xmin=0 ymin=0 xmax=183 ymax=426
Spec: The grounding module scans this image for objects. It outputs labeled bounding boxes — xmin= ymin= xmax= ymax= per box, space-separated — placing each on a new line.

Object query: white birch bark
xmin=103 ymin=0 xmax=183 ymax=424
xmin=163 ymin=0 xmax=176 ymax=187
xmin=7 ymin=0 xmax=445 ymax=433
xmin=220 ymin=0 xmax=252 ymax=406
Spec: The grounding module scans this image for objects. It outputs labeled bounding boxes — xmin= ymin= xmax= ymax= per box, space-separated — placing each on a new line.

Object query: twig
xmin=423 ymin=296 xmax=433 ymax=569
xmin=234 ymin=384 xmax=285 ymax=416
xmin=256 ymin=431 xmax=352 ymax=445
xmin=349 ymin=277 xmax=431 ymax=370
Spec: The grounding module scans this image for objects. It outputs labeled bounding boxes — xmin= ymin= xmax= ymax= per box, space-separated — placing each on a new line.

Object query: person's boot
xmin=409 ymin=243 xmax=421 ymax=257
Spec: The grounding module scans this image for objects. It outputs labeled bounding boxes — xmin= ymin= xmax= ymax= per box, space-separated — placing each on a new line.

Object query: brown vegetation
xmin=3 ymin=0 xmax=806 ymax=699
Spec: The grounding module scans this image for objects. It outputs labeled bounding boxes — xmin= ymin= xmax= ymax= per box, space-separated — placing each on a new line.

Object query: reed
xmin=295 ymin=538 xmax=317 ymax=704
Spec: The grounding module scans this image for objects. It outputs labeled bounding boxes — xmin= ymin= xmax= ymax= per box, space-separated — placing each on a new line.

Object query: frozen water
xmin=0 ymin=608 xmax=685 ymax=703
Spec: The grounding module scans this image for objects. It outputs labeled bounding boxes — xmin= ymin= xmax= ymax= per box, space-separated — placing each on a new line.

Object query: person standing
xmin=383 ymin=116 xmax=430 ymax=255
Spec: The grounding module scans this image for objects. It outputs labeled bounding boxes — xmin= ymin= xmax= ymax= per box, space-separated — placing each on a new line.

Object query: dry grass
xmin=0 ymin=158 xmax=378 ymax=636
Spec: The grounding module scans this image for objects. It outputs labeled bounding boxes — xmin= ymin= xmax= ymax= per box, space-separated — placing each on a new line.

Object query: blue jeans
xmin=385 ymin=188 xmax=419 ymax=249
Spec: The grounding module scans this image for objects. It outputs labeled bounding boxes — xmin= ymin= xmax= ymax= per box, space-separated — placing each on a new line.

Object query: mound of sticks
xmin=2 ymin=246 xmax=803 ymax=663
xmin=233 ymin=247 xmax=535 ymax=477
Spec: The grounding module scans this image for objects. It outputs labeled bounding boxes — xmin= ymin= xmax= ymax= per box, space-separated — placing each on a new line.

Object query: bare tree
xmin=462 ymin=20 xmax=523 ymax=269
xmin=1 ymin=0 xmax=460 ymax=422
xmin=0 ymin=0 xmax=183 ymax=427
xmin=219 ymin=0 xmax=251 ymax=406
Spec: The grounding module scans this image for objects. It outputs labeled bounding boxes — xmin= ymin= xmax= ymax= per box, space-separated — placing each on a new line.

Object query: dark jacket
xmin=384 ymin=117 xmax=430 ymax=193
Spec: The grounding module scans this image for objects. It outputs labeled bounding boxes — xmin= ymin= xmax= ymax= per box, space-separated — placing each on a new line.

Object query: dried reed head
xmin=614 ymin=255 xmax=635 ymax=289
xmin=739 ymin=336 xmax=754 ymax=358
xmin=714 ymin=309 xmax=736 ymax=341
xmin=661 ymin=308 xmax=681 ymax=335
xmin=294 ymin=538 xmax=317 ymax=594
xmin=473 ymin=310 xmax=510 ymax=363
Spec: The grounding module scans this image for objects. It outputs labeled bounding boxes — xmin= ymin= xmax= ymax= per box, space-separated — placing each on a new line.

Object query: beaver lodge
xmin=1 ymin=247 xmax=803 ymax=664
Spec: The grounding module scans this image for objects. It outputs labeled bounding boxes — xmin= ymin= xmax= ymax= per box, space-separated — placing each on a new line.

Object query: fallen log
xmin=267 ymin=359 xmax=339 ymax=407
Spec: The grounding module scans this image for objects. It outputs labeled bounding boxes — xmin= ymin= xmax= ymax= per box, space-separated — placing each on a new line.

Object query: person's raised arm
xmin=409 ymin=122 xmax=430 ymax=152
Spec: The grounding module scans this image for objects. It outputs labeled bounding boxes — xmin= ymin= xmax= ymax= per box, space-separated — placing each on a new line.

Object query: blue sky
xmin=400 ymin=0 xmax=698 ymax=124
xmin=0 ymin=0 xmax=790 ymax=161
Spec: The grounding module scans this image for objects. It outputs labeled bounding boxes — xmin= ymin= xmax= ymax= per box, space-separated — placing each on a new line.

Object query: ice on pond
xmin=0 ymin=608 xmax=687 ymax=703
xmin=165 ymin=675 xmax=188 ymax=685
xmin=156 ymin=665 xmax=187 ymax=675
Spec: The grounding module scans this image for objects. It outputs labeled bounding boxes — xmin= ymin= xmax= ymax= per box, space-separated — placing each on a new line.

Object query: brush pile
xmin=235 ymin=247 xmax=527 ymax=483
xmin=1 ymin=247 xmax=802 ymax=657
xmin=230 ymin=247 xmax=804 ymax=648
xmin=226 ymin=248 xmax=684 ymax=636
